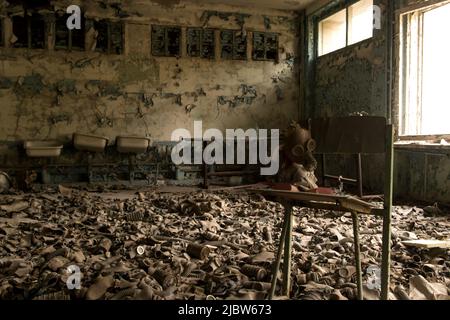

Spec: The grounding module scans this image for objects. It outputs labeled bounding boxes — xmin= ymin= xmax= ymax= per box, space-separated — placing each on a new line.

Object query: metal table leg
xmin=87 ymin=153 xmax=93 ymax=183
xmin=351 ymin=211 xmax=363 ymax=300
xmin=381 ymin=209 xmax=392 ymax=300
xmin=128 ymin=154 xmax=136 ymax=184
xmin=381 ymin=124 xmax=394 ymax=300
xmin=268 ymin=203 xmax=290 ymax=300
xmin=282 ymin=202 xmax=294 ymax=297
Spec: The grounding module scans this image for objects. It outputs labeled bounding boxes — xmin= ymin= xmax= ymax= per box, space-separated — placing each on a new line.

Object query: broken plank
xmin=402 ymin=240 xmax=450 ymax=249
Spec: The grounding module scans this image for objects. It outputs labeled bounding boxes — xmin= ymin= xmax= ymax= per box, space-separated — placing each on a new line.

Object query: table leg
xmin=268 ymin=204 xmax=290 ymax=300
xmin=352 ymin=211 xmax=363 ymax=300
xmin=129 ymin=154 xmax=136 ymax=184
xmin=282 ymin=202 xmax=293 ymax=297
xmin=87 ymin=153 xmax=93 ymax=183
xmin=381 ymin=209 xmax=392 ymax=300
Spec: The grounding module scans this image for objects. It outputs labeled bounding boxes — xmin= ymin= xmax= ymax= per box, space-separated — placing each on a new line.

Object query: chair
xmin=254 ymin=116 xmax=394 ymax=300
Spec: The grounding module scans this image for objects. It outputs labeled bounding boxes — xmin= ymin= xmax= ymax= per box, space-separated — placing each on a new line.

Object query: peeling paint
xmin=0 ymin=0 xmax=300 ymax=175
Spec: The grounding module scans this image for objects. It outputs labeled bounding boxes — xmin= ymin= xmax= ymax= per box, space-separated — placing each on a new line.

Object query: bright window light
xmin=318 ymin=9 xmax=346 ymax=56
xmin=421 ymin=4 xmax=450 ymax=135
xmin=348 ymin=0 xmax=374 ymax=45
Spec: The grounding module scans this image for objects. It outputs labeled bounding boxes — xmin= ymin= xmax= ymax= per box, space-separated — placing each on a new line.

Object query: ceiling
xmin=192 ymin=0 xmax=317 ymax=11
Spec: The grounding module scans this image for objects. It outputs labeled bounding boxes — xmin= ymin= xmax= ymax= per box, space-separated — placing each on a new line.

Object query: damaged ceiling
xmin=188 ymin=0 xmax=316 ymax=11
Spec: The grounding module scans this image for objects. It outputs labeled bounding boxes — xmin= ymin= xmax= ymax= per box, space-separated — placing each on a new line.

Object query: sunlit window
xmin=421 ymin=4 xmax=450 ymax=135
xmin=318 ymin=0 xmax=374 ymax=56
xmin=348 ymin=0 xmax=374 ymax=45
xmin=319 ymin=9 xmax=346 ymax=56
xmin=400 ymin=2 xmax=450 ymax=137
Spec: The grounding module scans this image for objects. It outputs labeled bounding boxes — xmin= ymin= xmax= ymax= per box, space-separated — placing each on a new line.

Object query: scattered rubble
xmin=0 ymin=187 xmax=449 ymax=300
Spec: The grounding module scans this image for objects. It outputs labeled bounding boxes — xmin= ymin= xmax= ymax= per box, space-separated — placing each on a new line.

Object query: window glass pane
xmin=30 ymin=14 xmax=46 ymax=49
xmin=233 ymin=31 xmax=247 ymax=60
xmin=55 ymin=13 xmax=69 ymax=50
xmin=151 ymin=25 xmax=166 ymax=56
xmin=94 ymin=20 xmax=109 ymax=53
xmin=348 ymin=0 xmax=374 ymax=45
xmin=166 ymin=27 xmax=181 ymax=56
xmin=220 ymin=30 xmax=233 ymax=60
xmin=71 ymin=16 xmax=85 ymax=51
xmin=187 ymin=28 xmax=201 ymax=57
xmin=421 ymin=3 xmax=450 ymax=135
xmin=318 ymin=9 xmax=346 ymax=56
xmin=110 ymin=22 xmax=123 ymax=54
xmin=200 ymin=29 xmax=215 ymax=59
xmin=12 ymin=16 xmax=28 ymax=48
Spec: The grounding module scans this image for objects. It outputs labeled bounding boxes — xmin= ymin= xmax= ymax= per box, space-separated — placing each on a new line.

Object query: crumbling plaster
xmin=305 ymin=0 xmax=449 ymax=203
xmin=0 ymin=0 xmax=300 ymax=159
xmin=303 ymin=0 xmax=388 ymax=195
xmin=391 ymin=0 xmax=450 ymax=204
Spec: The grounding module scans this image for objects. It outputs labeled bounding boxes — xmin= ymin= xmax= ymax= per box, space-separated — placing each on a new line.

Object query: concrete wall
xmin=0 ymin=0 xmax=300 ymax=164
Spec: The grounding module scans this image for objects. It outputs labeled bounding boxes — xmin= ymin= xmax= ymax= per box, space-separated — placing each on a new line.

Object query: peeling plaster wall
xmin=306 ymin=0 xmax=449 ymax=204
xmin=395 ymin=149 xmax=450 ymax=204
xmin=305 ymin=0 xmax=388 ymax=193
xmin=0 ymin=0 xmax=300 ymax=164
xmin=392 ymin=0 xmax=450 ymax=204
xmin=314 ymin=38 xmax=386 ymax=118
xmin=307 ymin=0 xmax=388 ymax=119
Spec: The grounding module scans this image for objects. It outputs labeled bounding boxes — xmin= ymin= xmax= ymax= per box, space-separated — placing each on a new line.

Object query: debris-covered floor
xmin=0 ymin=186 xmax=449 ymax=300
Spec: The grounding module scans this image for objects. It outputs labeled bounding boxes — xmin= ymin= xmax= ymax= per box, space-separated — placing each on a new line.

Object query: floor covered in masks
xmin=0 ymin=185 xmax=449 ymax=300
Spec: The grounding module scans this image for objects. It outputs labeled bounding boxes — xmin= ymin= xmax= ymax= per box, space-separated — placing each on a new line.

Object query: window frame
xmin=11 ymin=11 xmax=47 ymax=49
xmin=90 ymin=19 xmax=124 ymax=55
xmin=54 ymin=12 xmax=85 ymax=51
xmin=220 ymin=29 xmax=248 ymax=61
xmin=186 ymin=27 xmax=215 ymax=59
xmin=398 ymin=0 xmax=450 ymax=141
xmin=317 ymin=0 xmax=374 ymax=57
xmin=151 ymin=25 xmax=182 ymax=57
xmin=252 ymin=31 xmax=279 ymax=62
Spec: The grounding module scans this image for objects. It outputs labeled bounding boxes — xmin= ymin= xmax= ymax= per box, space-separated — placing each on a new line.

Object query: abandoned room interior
xmin=0 ymin=0 xmax=449 ymax=303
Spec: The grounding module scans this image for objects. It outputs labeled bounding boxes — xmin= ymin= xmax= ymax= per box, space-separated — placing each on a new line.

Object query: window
xmin=220 ymin=30 xmax=247 ymax=60
xmin=187 ymin=28 xmax=215 ymax=59
xmin=54 ymin=11 xmax=85 ymax=51
xmin=399 ymin=2 xmax=450 ymax=138
xmin=151 ymin=25 xmax=181 ymax=57
xmin=12 ymin=16 xmax=28 ymax=48
xmin=87 ymin=19 xmax=123 ymax=54
xmin=253 ymin=32 xmax=279 ymax=61
xmin=318 ymin=9 xmax=346 ymax=56
xmin=12 ymin=12 xmax=46 ymax=49
xmin=318 ymin=0 xmax=374 ymax=56
xmin=348 ymin=0 xmax=374 ymax=45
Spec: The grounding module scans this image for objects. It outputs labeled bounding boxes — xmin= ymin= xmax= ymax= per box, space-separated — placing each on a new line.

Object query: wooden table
xmin=248 ymin=188 xmax=388 ymax=300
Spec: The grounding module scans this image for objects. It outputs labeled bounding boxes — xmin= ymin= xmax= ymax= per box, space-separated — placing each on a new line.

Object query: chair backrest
xmin=310 ymin=116 xmax=387 ymax=154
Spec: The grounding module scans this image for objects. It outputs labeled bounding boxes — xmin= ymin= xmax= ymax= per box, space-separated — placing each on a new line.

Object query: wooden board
xmin=311 ymin=117 xmax=387 ymax=154
xmin=402 ymin=240 xmax=450 ymax=249
xmin=248 ymin=188 xmax=377 ymax=214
